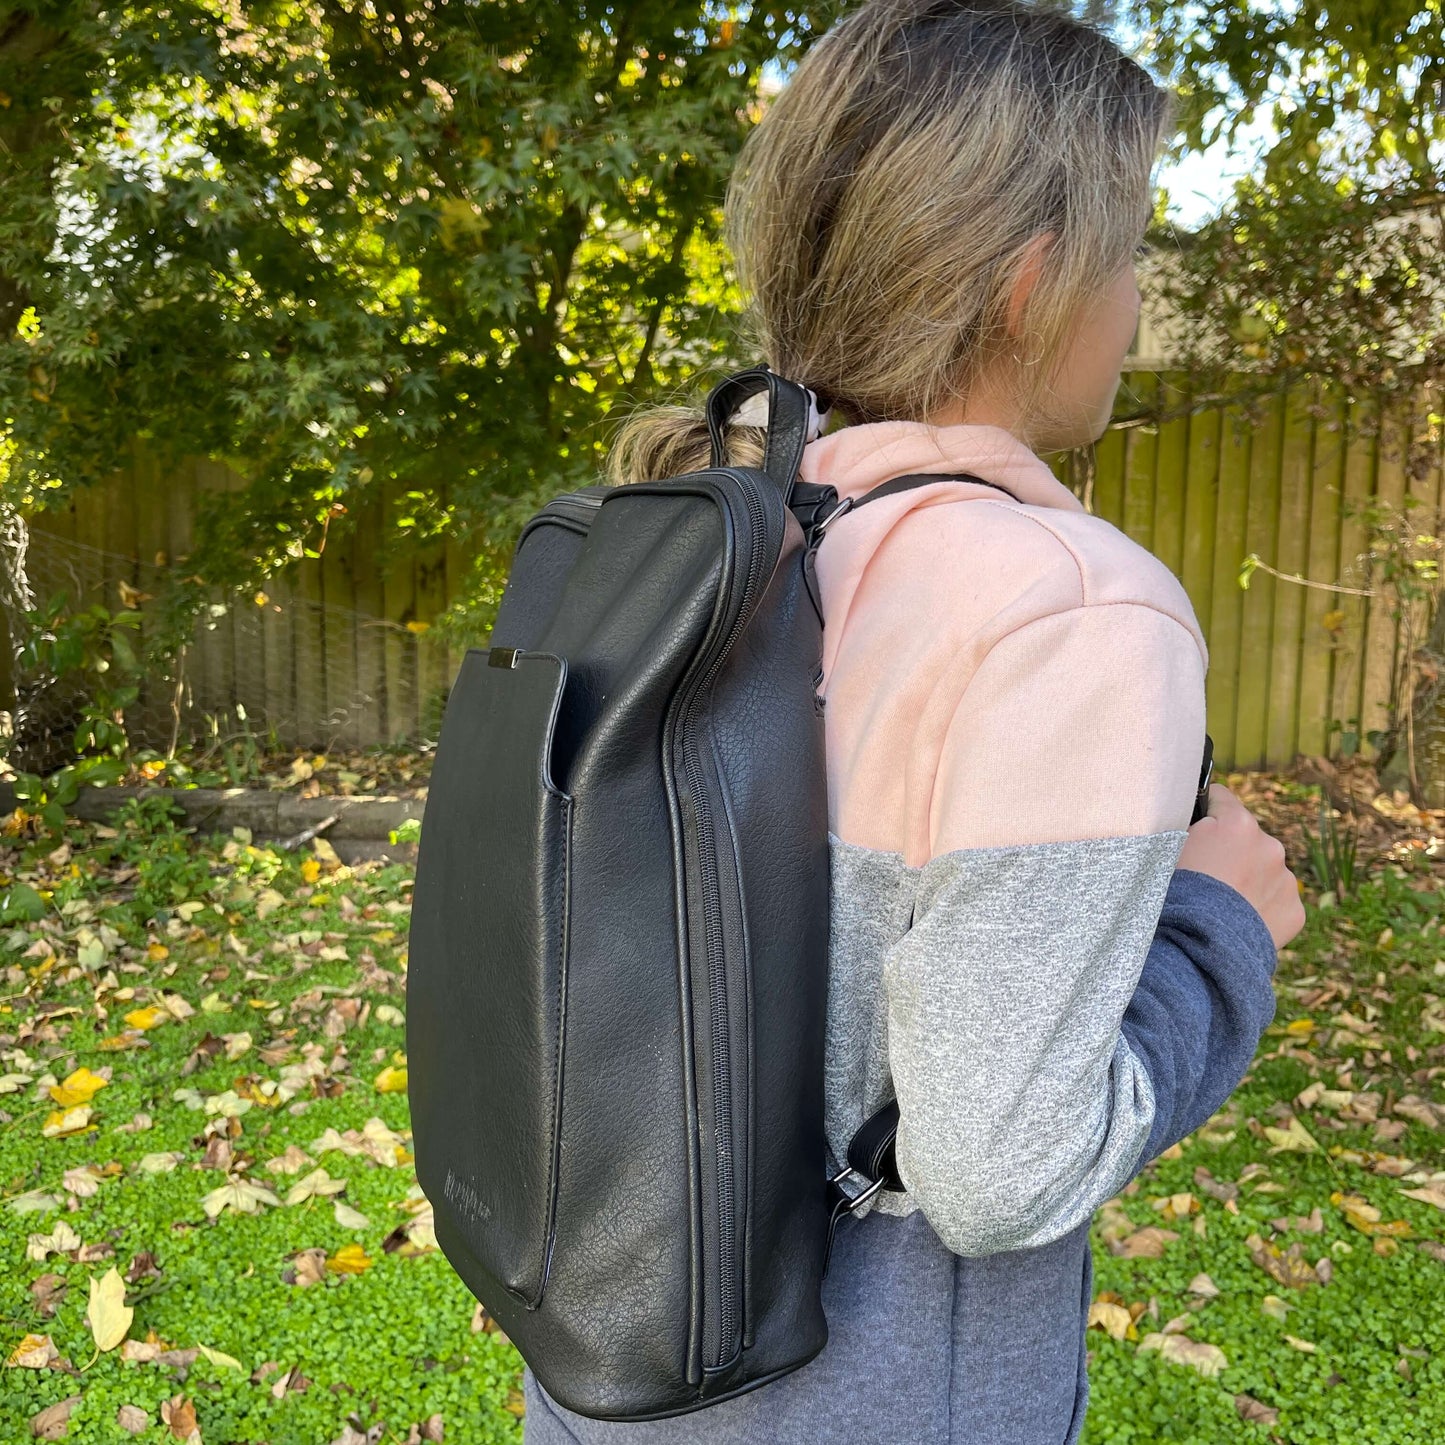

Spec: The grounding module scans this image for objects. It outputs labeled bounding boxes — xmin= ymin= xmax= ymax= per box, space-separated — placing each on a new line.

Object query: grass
xmin=1 ymin=785 xmax=1442 ymax=1443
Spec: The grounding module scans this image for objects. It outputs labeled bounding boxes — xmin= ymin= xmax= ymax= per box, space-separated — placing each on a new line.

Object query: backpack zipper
xmin=671 ymin=472 xmax=771 ymax=1375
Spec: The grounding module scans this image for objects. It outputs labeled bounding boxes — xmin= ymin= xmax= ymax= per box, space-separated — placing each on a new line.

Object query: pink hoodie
xmin=800 ymin=420 xmax=1208 ymax=868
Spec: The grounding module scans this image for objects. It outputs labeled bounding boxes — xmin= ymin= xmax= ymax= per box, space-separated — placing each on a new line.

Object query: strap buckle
xmin=810 ymin=495 xmax=854 ymax=543
xmin=823 ymin=1163 xmax=886 ymax=1275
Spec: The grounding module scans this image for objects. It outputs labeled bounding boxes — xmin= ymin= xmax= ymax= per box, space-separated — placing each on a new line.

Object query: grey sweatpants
xmin=521 ymin=1206 xmax=1092 ymax=1444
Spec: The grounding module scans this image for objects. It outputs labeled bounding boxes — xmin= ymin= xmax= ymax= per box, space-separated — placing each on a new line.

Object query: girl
xmin=525 ymin=2 xmax=1304 ymax=1440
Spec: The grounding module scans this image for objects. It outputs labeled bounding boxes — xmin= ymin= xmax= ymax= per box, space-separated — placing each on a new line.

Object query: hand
xmin=1176 ymin=783 xmax=1306 ymax=949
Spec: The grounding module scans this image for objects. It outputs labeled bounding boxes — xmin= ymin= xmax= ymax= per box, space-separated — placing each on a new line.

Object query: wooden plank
xmin=1120 ymin=373 xmax=1160 ymax=552
xmin=1359 ymin=396 xmax=1406 ymax=754
xmin=413 ymin=507 xmax=451 ymax=740
xmin=1179 ymin=391 xmax=1221 ymax=648
xmin=377 ymin=478 xmax=413 ymax=744
xmin=1264 ymin=384 xmax=1315 ymax=766
xmin=289 ymin=510 xmax=328 ymax=755
xmin=1232 ymin=389 xmax=1286 ymax=770
xmin=1151 ymin=370 xmax=1189 ymax=577
xmin=1091 ymin=400 xmax=1128 ymax=527
xmin=1328 ymin=394 xmax=1377 ymax=759
xmin=319 ymin=505 xmax=362 ymax=752
xmin=1296 ymin=381 xmax=1346 ymax=759
xmin=348 ymin=486 xmax=388 ymax=749
xmin=1206 ymin=383 xmax=1255 ymax=769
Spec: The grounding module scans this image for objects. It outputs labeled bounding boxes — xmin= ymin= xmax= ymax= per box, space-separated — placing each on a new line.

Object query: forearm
xmin=1121 ymin=867 xmax=1280 ymax=1165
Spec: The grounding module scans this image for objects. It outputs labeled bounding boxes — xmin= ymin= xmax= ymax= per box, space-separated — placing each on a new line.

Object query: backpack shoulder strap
xmin=810 ymin=471 xmax=1023 ymax=546
xmin=853 ymin=471 xmax=1022 ymax=508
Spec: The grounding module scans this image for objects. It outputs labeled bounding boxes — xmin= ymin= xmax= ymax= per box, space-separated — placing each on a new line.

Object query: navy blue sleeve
xmin=1123 ymin=868 xmax=1280 ymax=1165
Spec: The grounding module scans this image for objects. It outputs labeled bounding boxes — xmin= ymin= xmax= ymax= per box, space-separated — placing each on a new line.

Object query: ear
xmin=1005 ymin=231 xmax=1056 ymax=339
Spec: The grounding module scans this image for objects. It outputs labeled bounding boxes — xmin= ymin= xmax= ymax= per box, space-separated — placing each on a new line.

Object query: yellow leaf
xmin=405 ymin=619 xmax=430 ymax=634
xmin=300 ymin=858 xmax=321 ymax=884
xmin=325 ymin=1243 xmax=373 ymax=1274
xmin=1087 ymin=1301 xmax=1132 ymax=1340
xmin=1264 ymin=1117 xmax=1318 ymax=1154
xmin=374 ymin=1064 xmax=408 ymax=1094
xmin=42 ymin=1105 xmax=95 ymax=1138
xmin=124 ymin=1006 xmax=166 ymax=1031
xmin=196 ymin=1342 xmax=244 ymax=1370
xmin=1285 ymin=1018 xmax=1316 ymax=1037
xmin=48 ymin=1067 xmax=108 ymax=1107
xmin=147 ymin=943 xmax=170 ymax=962
xmin=5 ymin=1332 xmax=58 ymax=1369
xmin=87 ymin=1266 xmax=133 ymax=1351
xmin=1321 ymin=610 xmax=1345 ymax=633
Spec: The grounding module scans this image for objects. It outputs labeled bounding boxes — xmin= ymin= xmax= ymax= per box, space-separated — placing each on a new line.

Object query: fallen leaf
xmin=1264 ymin=1117 xmax=1318 ymax=1154
xmin=1139 ymin=1333 xmax=1228 ymax=1377
xmin=116 ymin=1403 xmax=150 ymax=1435
xmin=1401 ymin=1181 xmax=1445 ymax=1212
xmin=48 ymin=1067 xmax=109 ymax=1108
xmin=160 ymin=1392 xmax=200 ymax=1443
xmin=196 ymin=1344 xmax=244 ymax=1371
xmin=87 ymin=1266 xmax=134 ymax=1352
xmin=1087 ymin=1301 xmax=1133 ymax=1340
xmin=1186 ymin=1273 xmax=1220 ymax=1298
xmin=325 ymin=1242 xmax=373 ymax=1274
xmin=1246 ymin=1233 xmax=1323 ymax=1289
xmin=1112 ymin=1226 xmax=1179 ymax=1259
xmin=123 ymin=1007 xmax=167 ymax=1032
xmin=1284 ymin=1334 xmax=1318 ymax=1353
xmin=333 ymin=1200 xmax=371 ymax=1229
xmin=373 ymin=1063 xmax=408 ymax=1093
xmin=200 ymin=1178 xmax=281 ymax=1219
xmin=42 ymin=1105 xmax=95 ymax=1139
xmin=29 ymin=1393 xmax=82 ymax=1440
xmin=6 ymin=1332 xmax=59 ymax=1369
xmin=1234 ymin=1393 xmax=1280 ymax=1427
xmin=284 ymin=1168 xmax=347 ymax=1206
xmin=27 ymin=1221 xmax=81 ymax=1262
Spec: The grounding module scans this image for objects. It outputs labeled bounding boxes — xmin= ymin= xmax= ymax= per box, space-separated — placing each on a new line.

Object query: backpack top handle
xmin=704 ymin=364 xmax=819 ymax=508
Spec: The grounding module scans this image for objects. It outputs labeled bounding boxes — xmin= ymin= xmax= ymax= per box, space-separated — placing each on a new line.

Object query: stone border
xmin=0 ymin=783 xmax=424 ymax=864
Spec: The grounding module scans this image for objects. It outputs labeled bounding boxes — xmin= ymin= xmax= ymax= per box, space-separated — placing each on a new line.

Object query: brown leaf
xmin=1139 ymin=1333 xmax=1228 ymax=1377
xmin=29 ymin=1394 xmax=82 ymax=1440
xmin=1245 ymin=1233 xmax=1322 ymax=1288
xmin=115 ymin=1403 xmax=150 ymax=1435
xmin=1234 ymin=1393 xmax=1280 ymax=1427
xmin=160 ymin=1393 xmax=200 ymax=1443
xmin=1401 ymin=1181 xmax=1445 ymax=1212
xmin=1193 ymin=1168 xmax=1238 ymax=1204
xmin=1112 ymin=1226 xmax=1179 ymax=1259
xmin=29 ymin=1273 xmax=68 ymax=1319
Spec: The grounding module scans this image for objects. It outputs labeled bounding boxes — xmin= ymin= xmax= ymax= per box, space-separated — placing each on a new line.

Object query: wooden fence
xmin=12 ymin=371 xmax=1443 ymax=770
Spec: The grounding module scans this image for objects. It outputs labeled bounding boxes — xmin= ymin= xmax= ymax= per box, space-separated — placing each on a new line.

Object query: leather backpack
xmin=407 ymin=365 xmax=1212 ymax=1420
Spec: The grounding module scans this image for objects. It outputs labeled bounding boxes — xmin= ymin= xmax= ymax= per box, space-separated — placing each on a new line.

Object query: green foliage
xmin=1299 ymin=793 xmax=1360 ymax=901
xmin=0 ymin=3 xmax=843 ymax=607
xmin=1135 ymin=0 xmax=1444 ymax=424
xmin=1085 ymin=864 xmax=1445 ymax=1444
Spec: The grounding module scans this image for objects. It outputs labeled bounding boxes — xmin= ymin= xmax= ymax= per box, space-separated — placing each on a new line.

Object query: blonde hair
xmin=609 ymin=0 xmax=1173 ymax=484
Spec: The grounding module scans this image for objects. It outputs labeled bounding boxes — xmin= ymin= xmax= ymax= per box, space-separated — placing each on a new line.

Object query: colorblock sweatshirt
xmin=523 ymin=420 xmax=1280 ymax=1445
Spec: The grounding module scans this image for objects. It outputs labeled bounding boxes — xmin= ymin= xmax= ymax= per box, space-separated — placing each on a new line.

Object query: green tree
xmin=0 ymin=2 xmax=839 ymax=617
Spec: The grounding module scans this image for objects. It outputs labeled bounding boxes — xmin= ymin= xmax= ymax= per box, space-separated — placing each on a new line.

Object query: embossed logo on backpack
xmin=444 ymin=1167 xmax=491 ymax=1223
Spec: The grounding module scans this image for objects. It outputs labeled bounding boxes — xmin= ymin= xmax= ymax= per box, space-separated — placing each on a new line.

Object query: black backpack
xmin=408 ymin=367 xmax=1031 ymax=1420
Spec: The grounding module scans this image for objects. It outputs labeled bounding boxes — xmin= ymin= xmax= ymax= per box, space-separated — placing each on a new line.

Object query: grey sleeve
xmin=882 ymin=831 xmax=1185 ymax=1257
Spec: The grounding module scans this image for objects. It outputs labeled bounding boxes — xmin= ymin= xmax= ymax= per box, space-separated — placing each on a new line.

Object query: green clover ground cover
xmin=2 ymin=792 xmax=1443 ymax=1443
xmin=2 ymin=799 xmax=520 ymax=1444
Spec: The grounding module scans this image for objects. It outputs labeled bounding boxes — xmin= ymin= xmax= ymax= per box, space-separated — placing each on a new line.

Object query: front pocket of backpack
xmin=418 ymin=647 xmax=573 ymax=1308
